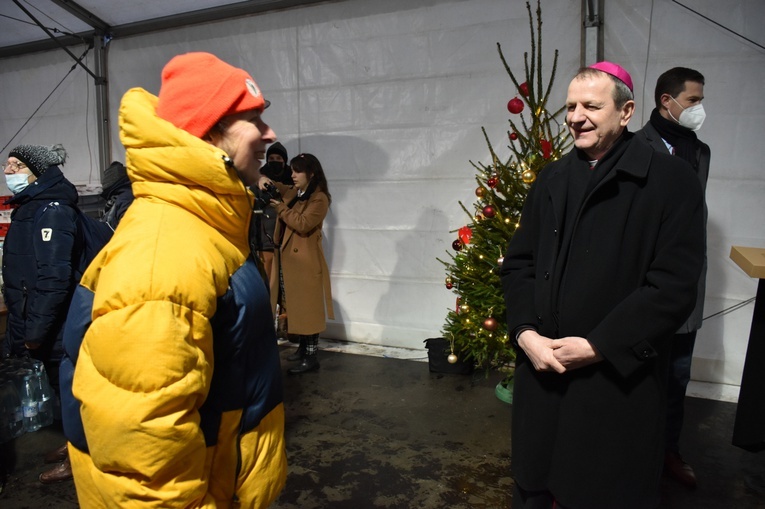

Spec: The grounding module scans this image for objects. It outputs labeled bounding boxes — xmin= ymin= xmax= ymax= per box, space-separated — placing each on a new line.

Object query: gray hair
xmin=575 ymin=68 xmax=634 ymax=108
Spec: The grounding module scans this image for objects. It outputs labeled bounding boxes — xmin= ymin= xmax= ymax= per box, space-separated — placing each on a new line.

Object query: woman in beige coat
xmin=260 ymin=153 xmax=334 ymax=374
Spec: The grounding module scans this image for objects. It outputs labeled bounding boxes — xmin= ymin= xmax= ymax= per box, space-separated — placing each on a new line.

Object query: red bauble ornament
xmin=483 ymin=317 xmax=499 ymax=331
xmin=482 ymin=205 xmax=496 ymax=218
xmin=519 ymin=81 xmax=529 ymax=96
xmin=507 ymin=97 xmax=524 ymax=114
xmin=446 ymin=282 xmax=453 ymax=290
xmin=452 ymin=239 xmax=463 ymax=251
xmin=510 ymin=132 xmax=518 ymax=141
xmin=487 ymin=176 xmax=498 ymax=188
xmin=540 ymin=139 xmax=552 ymax=159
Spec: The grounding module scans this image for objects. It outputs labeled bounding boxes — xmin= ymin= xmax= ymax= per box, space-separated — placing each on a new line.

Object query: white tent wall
xmin=0 ymin=44 xmax=103 ymax=191
xmin=1 ymin=0 xmax=763 ymax=398
xmin=103 ymin=0 xmax=581 ymax=350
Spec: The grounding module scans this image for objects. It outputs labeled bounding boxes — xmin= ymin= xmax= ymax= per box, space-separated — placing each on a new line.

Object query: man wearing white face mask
xmin=636 ymin=67 xmax=710 ymax=490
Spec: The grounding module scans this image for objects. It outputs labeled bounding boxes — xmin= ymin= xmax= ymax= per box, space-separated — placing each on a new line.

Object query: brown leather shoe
xmin=39 ymin=457 xmax=73 ymax=484
xmin=663 ymin=451 xmax=697 ymax=489
xmin=43 ymin=443 xmax=68 ymax=464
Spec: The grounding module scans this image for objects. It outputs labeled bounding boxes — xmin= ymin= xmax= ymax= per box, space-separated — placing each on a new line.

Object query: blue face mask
xmin=5 ymin=173 xmax=30 ymax=194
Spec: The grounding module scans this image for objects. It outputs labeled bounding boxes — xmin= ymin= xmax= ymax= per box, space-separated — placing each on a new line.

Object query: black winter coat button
xmin=544 ymin=272 xmax=550 ymax=280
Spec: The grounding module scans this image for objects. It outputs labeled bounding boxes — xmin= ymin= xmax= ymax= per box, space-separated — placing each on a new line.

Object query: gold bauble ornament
xmin=447 ymin=353 xmax=458 ymax=364
xmin=522 ymin=169 xmax=536 ymax=184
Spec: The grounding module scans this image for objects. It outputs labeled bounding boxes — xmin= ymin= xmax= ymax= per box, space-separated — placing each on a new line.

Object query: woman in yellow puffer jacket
xmin=59 ymin=52 xmax=287 ymax=508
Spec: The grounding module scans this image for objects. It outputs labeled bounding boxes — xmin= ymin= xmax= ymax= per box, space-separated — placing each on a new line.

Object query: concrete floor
xmin=1 ymin=343 xmax=764 ymax=508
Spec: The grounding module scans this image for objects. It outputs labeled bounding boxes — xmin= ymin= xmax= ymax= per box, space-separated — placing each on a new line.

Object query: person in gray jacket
xmin=635 ymin=67 xmax=709 ymax=490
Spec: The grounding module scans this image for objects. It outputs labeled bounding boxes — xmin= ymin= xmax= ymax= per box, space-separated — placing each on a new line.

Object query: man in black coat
xmin=2 ymin=143 xmax=82 ymax=484
xmin=251 ymin=141 xmax=291 ymax=283
xmin=99 ymin=160 xmax=134 ymax=232
xmin=2 ymin=144 xmax=81 ymax=368
xmin=635 ymin=67 xmax=710 ymax=489
xmin=501 ymin=62 xmax=705 ymax=509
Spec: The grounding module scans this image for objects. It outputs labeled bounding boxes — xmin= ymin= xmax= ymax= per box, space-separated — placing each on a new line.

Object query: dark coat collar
xmin=548 ymin=132 xmax=653 ymax=183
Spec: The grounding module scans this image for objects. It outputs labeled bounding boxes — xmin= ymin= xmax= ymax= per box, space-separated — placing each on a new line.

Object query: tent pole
xmin=581 ymin=0 xmax=604 ymax=66
xmin=93 ymin=34 xmax=111 ymax=178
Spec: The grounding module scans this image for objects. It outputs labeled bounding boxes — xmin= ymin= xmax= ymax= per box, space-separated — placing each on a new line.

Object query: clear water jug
xmin=20 ymin=372 xmax=41 ymax=433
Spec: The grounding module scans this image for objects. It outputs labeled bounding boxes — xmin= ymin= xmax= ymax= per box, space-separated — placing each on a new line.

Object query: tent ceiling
xmin=0 ymin=0 xmax=327 ymax=58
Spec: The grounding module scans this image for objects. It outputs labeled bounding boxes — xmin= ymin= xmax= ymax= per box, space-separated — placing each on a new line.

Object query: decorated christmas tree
xmin=439 ymin=0 xmax=572 ymax=384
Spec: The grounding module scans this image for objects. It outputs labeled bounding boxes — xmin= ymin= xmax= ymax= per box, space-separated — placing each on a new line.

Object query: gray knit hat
xmin=8 ymin=143 xmax=67 ymax=177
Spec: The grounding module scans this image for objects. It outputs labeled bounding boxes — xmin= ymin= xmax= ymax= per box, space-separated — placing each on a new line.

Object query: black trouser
xmin=512 ymin=484 xmax=570 ymax=509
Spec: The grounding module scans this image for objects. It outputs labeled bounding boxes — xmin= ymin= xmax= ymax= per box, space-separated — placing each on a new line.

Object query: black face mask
xmin=261 ymin=160 xmax=292 ymax=185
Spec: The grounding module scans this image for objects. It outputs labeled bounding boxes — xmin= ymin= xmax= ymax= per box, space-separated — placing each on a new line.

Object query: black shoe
xmin=744 ymin=474 xmax=765 ymax=495
xmin=288 ymin=356 xmax=320 ymax=374
xmin=286 ymin=347 xmax=305 ymax=362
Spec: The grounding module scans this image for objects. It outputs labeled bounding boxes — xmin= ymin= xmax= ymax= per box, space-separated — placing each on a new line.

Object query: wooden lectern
xmin=730 ymin=246 xmax=765 ymax=451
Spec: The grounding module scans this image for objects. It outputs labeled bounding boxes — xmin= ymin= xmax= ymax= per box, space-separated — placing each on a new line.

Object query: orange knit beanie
xmin=156 ymin=52 xmax=267 ymax=138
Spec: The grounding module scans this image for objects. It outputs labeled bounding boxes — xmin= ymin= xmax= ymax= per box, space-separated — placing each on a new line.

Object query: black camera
xmin=254 ymin=182 xmax=281 ymax=210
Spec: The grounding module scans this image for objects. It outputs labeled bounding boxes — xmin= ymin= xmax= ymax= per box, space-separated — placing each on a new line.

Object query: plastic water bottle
xmin=31 ymin=361 xmax=54 ymax=427
xmin=0 ymin=377 xmax=24 ymax=441
xmin=20 ymin=372 xmax=41 ymax=432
